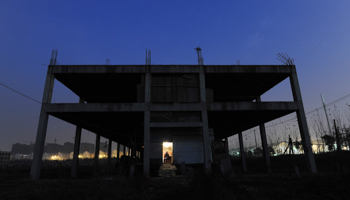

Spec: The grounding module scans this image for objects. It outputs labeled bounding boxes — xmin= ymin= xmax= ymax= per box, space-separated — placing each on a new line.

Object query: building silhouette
xmin=30 ymin=52 xmax=317 ymax=179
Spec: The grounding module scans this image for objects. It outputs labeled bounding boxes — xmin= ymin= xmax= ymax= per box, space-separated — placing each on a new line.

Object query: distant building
xmin=0 ymin=151 xmax=11 ymax=165
xmin=80 ymin=143 xmax=95 ymax=153
xmin=11 ymin=143 xmax=35 ymax=156
xmin=11 ymin=142 xmax=96 ymax=160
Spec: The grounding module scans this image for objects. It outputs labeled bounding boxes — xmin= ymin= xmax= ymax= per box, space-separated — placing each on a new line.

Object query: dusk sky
xmin=1 ymin=1 xmax=350 ymax=151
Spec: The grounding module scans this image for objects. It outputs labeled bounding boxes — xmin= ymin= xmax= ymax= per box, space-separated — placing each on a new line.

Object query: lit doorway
xmin=162 ymin=142 xmax=173 ymax=164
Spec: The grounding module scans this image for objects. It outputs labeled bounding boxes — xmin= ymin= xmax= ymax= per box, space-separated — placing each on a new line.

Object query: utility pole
xmin=321 ymin=94 xmax=333 ymax=136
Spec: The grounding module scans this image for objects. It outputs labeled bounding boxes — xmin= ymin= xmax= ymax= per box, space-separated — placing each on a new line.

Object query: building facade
xmin=0 ymin=151 xmax=11 ymax=165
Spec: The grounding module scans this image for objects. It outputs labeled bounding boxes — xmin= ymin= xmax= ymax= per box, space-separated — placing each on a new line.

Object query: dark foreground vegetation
xmin=1 ymin=151 xmax=350 ymax=200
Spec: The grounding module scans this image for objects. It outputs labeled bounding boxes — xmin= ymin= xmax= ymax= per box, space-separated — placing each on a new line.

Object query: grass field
xmin=1 ymin=151 xmax=349 ymax=200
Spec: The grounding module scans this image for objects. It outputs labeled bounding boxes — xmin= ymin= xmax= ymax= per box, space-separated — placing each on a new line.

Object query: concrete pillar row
xmin=71 ymin=98 xmax=84 ymax=178
xmin=30 ymin=65 xmax=55 ymax=180
xmin=289 ymin=66 xmax=317 ymax=173
xmin=238 ymin=132 xmax=247 ymax=173
xmin=199 ymin=65 xmax=211 ymax=172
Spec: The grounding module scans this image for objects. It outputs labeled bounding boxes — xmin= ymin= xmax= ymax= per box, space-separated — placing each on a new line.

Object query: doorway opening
xmin=162 ymin=142 xmax=173 ymax=164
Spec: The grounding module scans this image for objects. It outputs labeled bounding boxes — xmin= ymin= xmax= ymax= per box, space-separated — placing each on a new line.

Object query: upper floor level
xmin=52 ymin=65 xmax=292 ymax=104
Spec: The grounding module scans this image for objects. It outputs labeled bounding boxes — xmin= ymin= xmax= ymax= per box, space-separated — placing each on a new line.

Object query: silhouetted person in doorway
xmin=164 ymin=152 xmax=169 ymax=163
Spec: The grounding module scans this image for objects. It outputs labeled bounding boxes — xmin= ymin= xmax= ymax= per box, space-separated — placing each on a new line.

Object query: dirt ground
xmin=1 ymin=151 xmax=350 ymax=200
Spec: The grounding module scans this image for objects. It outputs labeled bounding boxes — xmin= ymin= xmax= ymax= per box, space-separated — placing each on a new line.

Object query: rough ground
xmin=1 ymin=152 xmax=350 ymax=200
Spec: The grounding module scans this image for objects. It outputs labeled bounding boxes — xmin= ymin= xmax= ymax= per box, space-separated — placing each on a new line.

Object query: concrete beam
xmin=45 ymin=102 xmax=299 ymax=113
xmin=150 ymin=122 xmax=203 ymax=128
xmin=205 ymin=65 xmax=292 ymax=74
xmin=53 ymin=65 xmax=146 ymax=74
xmin=46 ymin=103 xmax=146 ymax=112
xmin=53 ymin=65 xmax=292 ymax=74
xmin=150 ymin=103 xmax=203 ymax=111
xmin=150 ymin=65 xmax=199 ymax=73
xmin=208 ymin=102 xmax=299 ymax=111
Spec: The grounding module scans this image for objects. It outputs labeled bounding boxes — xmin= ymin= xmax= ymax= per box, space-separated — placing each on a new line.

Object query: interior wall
xmin=173 ymin=134 xmax=204 ymax=164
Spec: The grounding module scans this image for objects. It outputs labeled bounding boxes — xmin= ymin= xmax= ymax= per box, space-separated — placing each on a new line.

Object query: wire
xmin=0 ymin=82 xmax=41 ymax=104
xmin=252 ymin=93 xmax=350 ymax=131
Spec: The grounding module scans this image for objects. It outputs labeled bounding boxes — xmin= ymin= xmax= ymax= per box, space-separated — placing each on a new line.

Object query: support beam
xmin=150 ymin=122 xmax=203 ymax=128
xmin=144 ymin=111 xmax=151 ymax=176
xmin=224 ymin=137 xmax=229 ymax=158
xmin=52 ymin=64 xmax=292 ymax=74
xmin=107 ymin=139 xmax=112 ymax=167
xmin=71 ymin=126 xmax=82 ymax=178
xmin=289 ymin=66 xmax=317 ymax=174
xmin=257 ymin=96 xmax=272 ymax=174
xmin=259 ymin=124 xmax=272 ymax=174
xmin=199 ymin=65 xmax=211 ymax=172
xmin=143 ymin=65 xmax=151 ymax=177
xmin=94 ymin=134 xmax=100 ymax=173
xmin=117 ymin=143 xmax=120 ymax=161
xmin=238 ymin=132 xmax=247 ymax=173
xmin=123 ymin=145 xmax=126 ymax=156
xmin=30 ymin=65 xmax=55 ymax=180
xmin=71 ymin=98 xmax=84 ymax=178
xmin=45 ymin=101 xmax=299 ymax=113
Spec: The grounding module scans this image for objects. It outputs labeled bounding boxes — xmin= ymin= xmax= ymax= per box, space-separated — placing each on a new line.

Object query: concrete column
xmin=30 ymin=65 xmax=55 ymax=180
xmin=143 ymin=65 xmax=151 ymax=176
xmin=131 ymin=141 xmax=136 ymax=165
xmin=116 ymin=143 xmax=120 ymax=161
xmin=94 ymin=134 xmax=100 ymax=173
xmin=107 ymin=139 xmax=112 ymax=166
xmin=257 ymin=96 xmax=272 ymax=174
xmin=259 ymin=125 xmax=272 ymax=174
xmin=224 ymin=137 xmax=229 ymax=158
xmin=289 ymin=66 xmax=317 ymax=173
xmin=199 ymin=65 xmax=211 ymax=172
xmin=144 ymin=111 xmax=151 ymax=176
xmin=123 ymin=145 xmax=126 ymax=156
xmin=238 ymin=132 xmax=247 ymax=173
xmin=71 ymin=98 xmax=84 ymax=178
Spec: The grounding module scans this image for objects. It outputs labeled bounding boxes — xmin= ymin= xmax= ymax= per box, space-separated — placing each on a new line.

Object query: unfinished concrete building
xmin=30 ymin=53 xmax=317 ymax=179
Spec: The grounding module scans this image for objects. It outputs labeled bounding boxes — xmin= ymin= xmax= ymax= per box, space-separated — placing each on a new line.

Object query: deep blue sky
xmin=1 ymin=1 xmax=350 ymax=151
